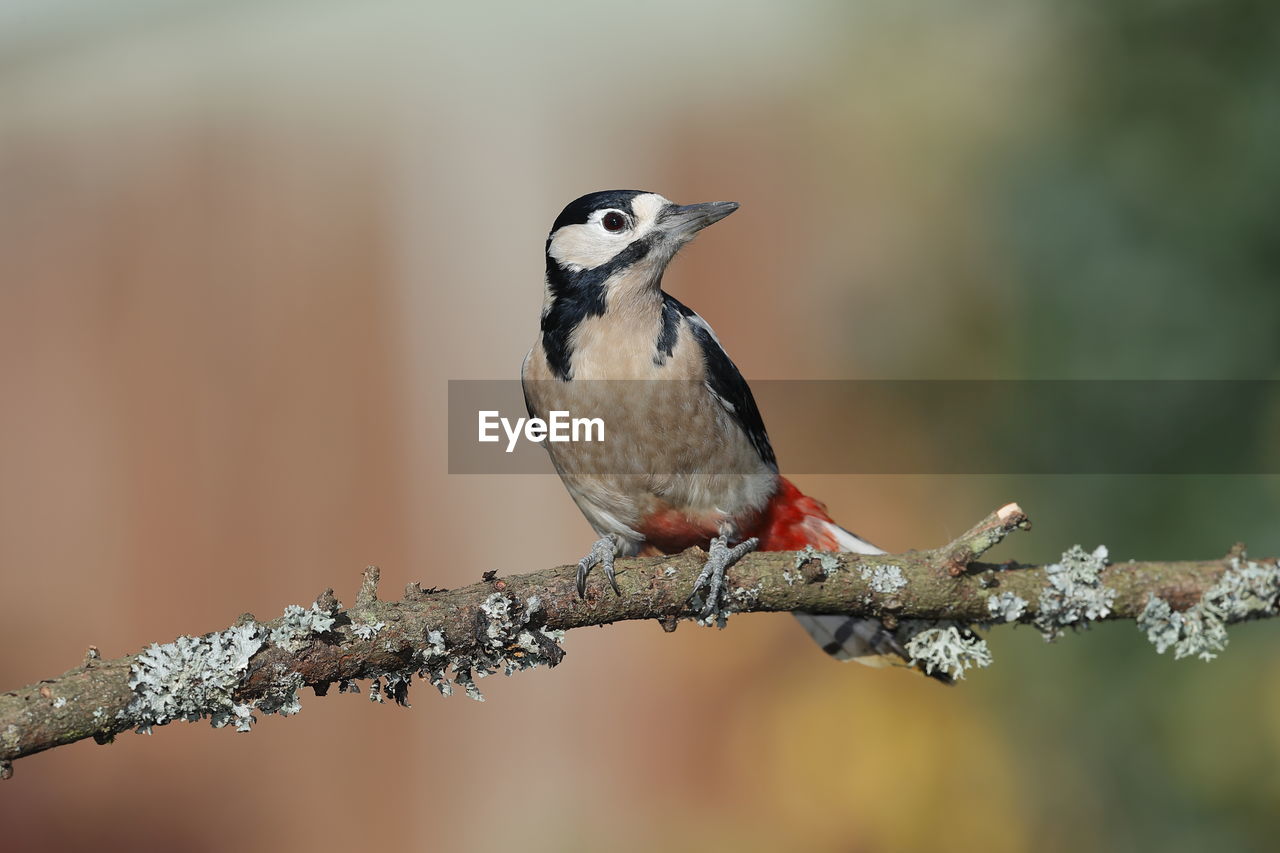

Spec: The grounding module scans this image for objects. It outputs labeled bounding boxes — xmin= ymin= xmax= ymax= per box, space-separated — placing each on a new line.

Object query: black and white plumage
xmin=522 ymin=189 xmax=947 ymax=680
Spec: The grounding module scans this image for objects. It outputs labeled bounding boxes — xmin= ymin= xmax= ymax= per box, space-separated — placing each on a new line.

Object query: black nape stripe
xmin=545 ymin=235 xmax=653 ymax=299
xmin=541 ymin=236 xmax=654 ymax=380
xmin=541 ymin=287 xmax=605 ymax=381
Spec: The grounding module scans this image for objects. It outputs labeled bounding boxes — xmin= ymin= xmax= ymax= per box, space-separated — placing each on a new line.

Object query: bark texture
xmin=3 ymin=504 xmax=1276 ymax=780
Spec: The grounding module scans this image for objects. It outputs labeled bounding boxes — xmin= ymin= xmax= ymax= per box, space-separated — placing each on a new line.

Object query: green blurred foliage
xmin=1004 ymin=0 xmax=1280 ymax=379
xmin=980 ymin=2 xmax=1280 ymax=850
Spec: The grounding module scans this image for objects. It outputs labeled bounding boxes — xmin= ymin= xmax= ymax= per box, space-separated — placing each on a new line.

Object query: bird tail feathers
xmin=758 ymin=480 xmax=950 ymax=684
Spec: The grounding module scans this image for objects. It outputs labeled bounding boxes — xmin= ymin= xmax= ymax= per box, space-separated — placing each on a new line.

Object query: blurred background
xmin=2 ymin=1 xmax=1278 ymax=850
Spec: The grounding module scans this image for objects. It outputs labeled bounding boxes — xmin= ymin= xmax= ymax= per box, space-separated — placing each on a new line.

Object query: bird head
xmin=544 ymin=190 xmax=738 ymax=301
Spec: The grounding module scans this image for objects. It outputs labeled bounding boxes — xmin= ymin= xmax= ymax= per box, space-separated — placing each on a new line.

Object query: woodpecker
xmin=523 ymin=190 xmax=940 ymax=677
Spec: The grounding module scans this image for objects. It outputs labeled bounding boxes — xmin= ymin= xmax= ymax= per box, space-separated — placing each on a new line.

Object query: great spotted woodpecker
xmin=522 ymin=190 xmax=939 ymax=677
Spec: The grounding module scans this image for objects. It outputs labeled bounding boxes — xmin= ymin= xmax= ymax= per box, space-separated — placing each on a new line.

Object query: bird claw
xmin=688 ymin=535 xmax=759 ymax=627
xmin=577 ymin=535 xmax=622 ymax=598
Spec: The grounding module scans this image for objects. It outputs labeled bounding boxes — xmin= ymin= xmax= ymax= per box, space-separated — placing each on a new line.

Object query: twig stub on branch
xmin=2 ymin=503 xmax=1277 ymax=780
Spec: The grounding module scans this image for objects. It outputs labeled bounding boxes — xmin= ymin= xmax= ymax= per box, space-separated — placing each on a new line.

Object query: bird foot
xmin=577 ymin=535 xmax=622 ymax=597
xmin=689 ymin=535 xmax=759 ymax=628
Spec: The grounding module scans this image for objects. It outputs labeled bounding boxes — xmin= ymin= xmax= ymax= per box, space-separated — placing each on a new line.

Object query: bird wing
xmin=664 ymin=294 xmax=777 ymax=472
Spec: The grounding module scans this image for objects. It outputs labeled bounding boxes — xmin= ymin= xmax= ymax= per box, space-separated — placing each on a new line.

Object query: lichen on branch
xmin=1 ymin=503 xmax=1278 ymax=781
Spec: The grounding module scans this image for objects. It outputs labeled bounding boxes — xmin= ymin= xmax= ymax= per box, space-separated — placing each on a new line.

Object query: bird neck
xmin=540 ymin=259 xmax=667 ymax=381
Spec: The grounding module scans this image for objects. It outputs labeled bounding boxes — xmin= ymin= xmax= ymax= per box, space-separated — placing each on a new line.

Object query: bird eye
xmin=602 ymin=211 xmax=626 ymax=232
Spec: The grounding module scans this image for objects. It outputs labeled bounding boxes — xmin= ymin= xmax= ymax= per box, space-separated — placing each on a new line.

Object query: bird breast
xmin=523 ymin=313 xmax=777 ymax=549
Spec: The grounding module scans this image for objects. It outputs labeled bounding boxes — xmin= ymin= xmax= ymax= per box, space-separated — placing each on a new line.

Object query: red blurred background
xmin=3 ymin=3 xmax=1278 ymax=851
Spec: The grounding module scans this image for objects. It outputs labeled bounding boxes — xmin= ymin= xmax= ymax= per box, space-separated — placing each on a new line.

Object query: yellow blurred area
xmin=725 ymin=662 xmax=1031 ymax=852
xmin=2 ymin=2 xmax=1279 ymax=851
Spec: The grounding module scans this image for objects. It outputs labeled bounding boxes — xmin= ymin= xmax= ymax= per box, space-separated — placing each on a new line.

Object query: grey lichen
xmin=350 ymin=621 xmax=386 ymax=641
xmin=794 ymin=545 xmax=841 ymax=578
xmin=369 ymin=672 xmax=411 ymax=706
xmin=114 ymin=586 xmax=572 ymax=743
xmin=353 ymin=593 xmax=566 ymax=707
xmin=987 ymin=591 xmax=1028 ymax=623
xmin=270 ymin=603 xmax=337 ymax=652
xmin=126 ymin=622 xmax=264 ymax=734
xmin=421 ymin=629 xmax=452 ymax=696
xmin=425 ymin=629 xmax=447 ymax=655
xmin=730 ymin=584 xmax=762 ymax=608
xmin=794 ymin=545 xmax=818 ymax=569
xmin=125 ymin=599 xmax=341 ymax=736
xmin=903 ymin=624 xmax=992 ymax=681
xmin=1035 ymin=545 xmax=1116 ymax=640
xmin=860 ymin=563 xmax=907 ymax=595
xmin=782 ymin=569 xmax=801 ymax=586
xmin=478 ymin=593 xmax=515 ymax=649
xmin=469 ymin=593 xmax=567 ymax=690
xmin=52 ymin=697 xmax=66 ymax=709
xmin=1138 ymin=555 xmax=1280 ymax=661
xmin=255 ymin=669 xmax=303 ymax=717
xmin=453 ymin=666 xmax=486 ymax=702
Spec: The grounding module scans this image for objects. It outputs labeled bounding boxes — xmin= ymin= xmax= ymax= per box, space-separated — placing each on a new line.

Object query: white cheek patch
xmin=629 ymin=193 xmax=670 ymax=233
xmin=547 ymin=223 xmax=627 ymax=271
xmin=547 ymin=193 xmax=673 ymax=271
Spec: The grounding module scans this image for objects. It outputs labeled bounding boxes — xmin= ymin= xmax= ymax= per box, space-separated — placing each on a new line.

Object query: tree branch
xmin=3 ymin=503 xmax=1278 ymax=780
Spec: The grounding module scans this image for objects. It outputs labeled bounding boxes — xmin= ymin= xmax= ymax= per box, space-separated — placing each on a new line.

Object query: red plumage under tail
xmin=750 ymin=478 xmax=952 ymax=684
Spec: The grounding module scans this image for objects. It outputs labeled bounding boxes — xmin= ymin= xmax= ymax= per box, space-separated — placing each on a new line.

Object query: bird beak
xmin=659 ymin=201 xmax=739 ymax=240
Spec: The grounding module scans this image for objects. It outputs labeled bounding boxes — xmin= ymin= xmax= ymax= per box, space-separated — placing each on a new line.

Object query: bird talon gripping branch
xmin=523 ymin=190 xmax=948 ymax=680
xmin=688 ymin=535 xmax=759 ymax=625
xmin=577 ymin=534 xmax=622 ymax=597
